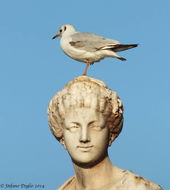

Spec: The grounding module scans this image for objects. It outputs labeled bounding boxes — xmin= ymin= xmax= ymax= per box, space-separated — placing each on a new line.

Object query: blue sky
xmin=0 ymin=0 xmax=169 ymax=189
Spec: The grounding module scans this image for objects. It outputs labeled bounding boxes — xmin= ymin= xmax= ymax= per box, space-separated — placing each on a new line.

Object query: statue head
xmin=47 ymin=76 xmax=123 ymax=147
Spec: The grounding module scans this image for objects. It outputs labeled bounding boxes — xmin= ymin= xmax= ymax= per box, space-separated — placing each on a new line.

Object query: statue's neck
xmin=72 ymin=156 xmax=116 ymax=190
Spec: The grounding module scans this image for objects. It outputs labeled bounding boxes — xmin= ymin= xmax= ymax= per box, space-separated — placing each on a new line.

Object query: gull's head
xmin=52 ymin=24 xmax=76 ymax=39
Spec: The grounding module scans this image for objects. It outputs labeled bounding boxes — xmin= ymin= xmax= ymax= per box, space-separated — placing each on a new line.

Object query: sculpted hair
xmin=48 ymin=76 xmax=123 ymax=145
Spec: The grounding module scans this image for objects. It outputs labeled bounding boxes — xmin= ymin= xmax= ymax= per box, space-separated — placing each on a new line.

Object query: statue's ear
xmin=109 ymin=134 xmax=117 ymax=146
xmin=59 ymin=138 xmax=67 ymax=149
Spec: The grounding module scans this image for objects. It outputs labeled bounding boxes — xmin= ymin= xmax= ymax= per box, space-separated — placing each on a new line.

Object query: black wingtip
xmin=112 ymin=44 xmax=138 ymax=52
xmin=118 ymin=57 xmax=126 ymax=61
xmin=126 ymin=44 xmax=138 ymax=49
xmin=132 ymin=44 xmax=138 ymax=48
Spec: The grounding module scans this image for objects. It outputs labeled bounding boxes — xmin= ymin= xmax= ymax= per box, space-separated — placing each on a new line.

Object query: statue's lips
xmin=77 ymin=145 xmax=94 ymax=151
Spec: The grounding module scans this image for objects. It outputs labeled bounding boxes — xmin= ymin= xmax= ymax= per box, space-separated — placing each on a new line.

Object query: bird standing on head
xmin=52 ymin=24 xmax=138 ymax=76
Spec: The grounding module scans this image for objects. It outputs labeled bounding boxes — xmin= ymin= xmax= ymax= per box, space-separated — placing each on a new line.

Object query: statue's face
xmin=63 ymin=107 xmax=109 ymax=166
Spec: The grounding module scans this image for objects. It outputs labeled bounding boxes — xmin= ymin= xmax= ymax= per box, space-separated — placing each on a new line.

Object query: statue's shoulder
xmin=56 ymin=171 xmax=163 ymax=190
xmin=121 ymin=170 xmax=163 ymax=190
xmin=57 ymin=175 xmax=76 ymax=190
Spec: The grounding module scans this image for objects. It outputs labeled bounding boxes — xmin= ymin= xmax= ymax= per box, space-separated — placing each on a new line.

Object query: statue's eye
xmin=68 ymin=124 xmax=80 ymax=132
xmin=59 ymin=29 xmax=62 ymax=33
xmin=64 ymin=26 xmax=66 ymax=31
xmin=71 ymin=125 xmax=79 ymax=128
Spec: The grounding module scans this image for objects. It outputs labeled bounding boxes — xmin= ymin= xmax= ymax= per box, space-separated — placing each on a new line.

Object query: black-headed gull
xmin=52 ymin=24 xmax=138 ymax=75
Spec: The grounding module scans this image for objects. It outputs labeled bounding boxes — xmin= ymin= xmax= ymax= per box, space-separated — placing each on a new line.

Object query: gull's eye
xmin=64 ymin=26 xmax=67 ymax=31
xmin=59 ymin=29 xmax=62 ymax=33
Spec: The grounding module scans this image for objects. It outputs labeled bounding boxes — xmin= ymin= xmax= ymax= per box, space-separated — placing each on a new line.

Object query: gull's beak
xmin=52 ymin=33 xmax=61 ymax=39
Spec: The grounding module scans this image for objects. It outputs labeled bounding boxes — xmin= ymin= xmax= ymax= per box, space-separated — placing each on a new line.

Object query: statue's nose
xmin=79 ymin=127 xmax=90 ymax=143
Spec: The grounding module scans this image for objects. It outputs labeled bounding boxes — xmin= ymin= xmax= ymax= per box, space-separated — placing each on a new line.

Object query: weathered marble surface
xmin=48 ymin=76 xmax=163 ymax=190
xmin=48 ymin=76 xmax=123 ymax=146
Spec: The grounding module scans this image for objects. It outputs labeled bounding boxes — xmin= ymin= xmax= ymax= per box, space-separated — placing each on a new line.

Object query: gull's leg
xmin=83 ymin=62 xmax=91 ymax=76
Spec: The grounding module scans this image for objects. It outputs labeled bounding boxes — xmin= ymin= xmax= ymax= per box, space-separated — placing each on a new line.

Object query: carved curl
xmin=47 ymin=76 xmax=123 ymax=145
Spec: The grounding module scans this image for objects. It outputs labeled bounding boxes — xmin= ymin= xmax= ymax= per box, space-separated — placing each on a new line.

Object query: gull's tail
xmin=112 ymin=44 xmax=138 ymax=52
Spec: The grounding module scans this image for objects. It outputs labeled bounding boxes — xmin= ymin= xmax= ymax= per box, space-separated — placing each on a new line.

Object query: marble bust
xmin=48 ymin=76 xmax=163 ymax=190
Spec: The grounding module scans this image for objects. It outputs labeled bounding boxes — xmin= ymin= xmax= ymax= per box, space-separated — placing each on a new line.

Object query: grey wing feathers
xmin=70 ymin=32 xmax=120 ymax=52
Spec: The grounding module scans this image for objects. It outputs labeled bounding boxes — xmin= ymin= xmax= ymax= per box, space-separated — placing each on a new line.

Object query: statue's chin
xmin=72 ymin=152 xmax=107 ymax=168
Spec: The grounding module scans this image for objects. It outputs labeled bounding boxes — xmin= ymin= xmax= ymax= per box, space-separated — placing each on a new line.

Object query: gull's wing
xmin=70 ymin=32 xmax=120 ymax=52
